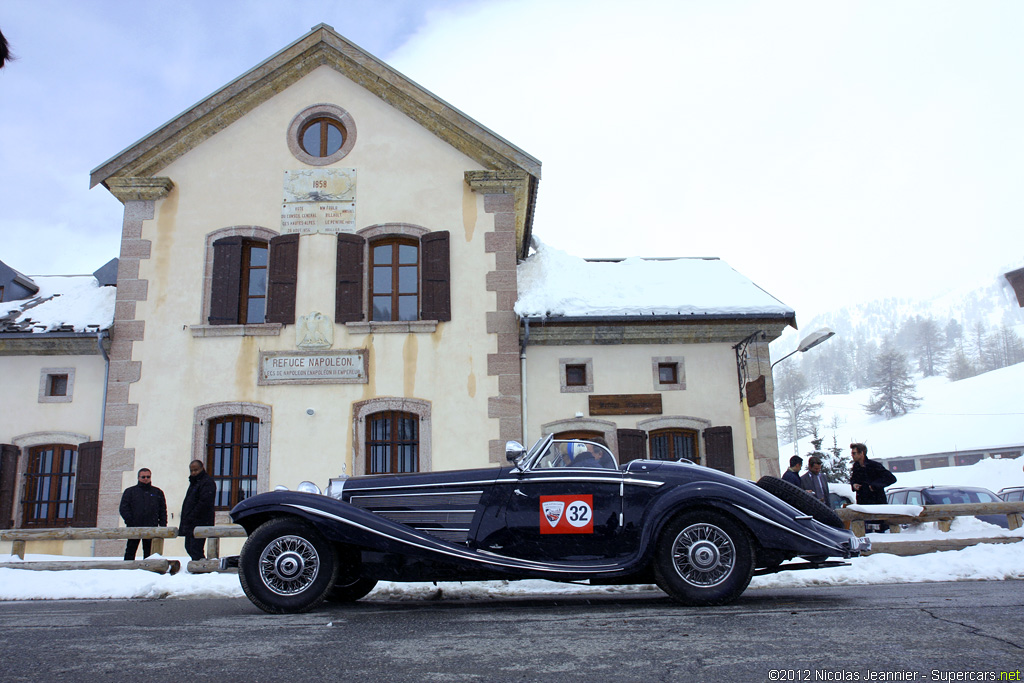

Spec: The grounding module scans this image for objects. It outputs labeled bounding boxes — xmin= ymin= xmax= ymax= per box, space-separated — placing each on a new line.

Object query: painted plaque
xmin=588 ymin=394 xmax=663 ymax=416
xmin=259 ymin=349 xmax=368 ymax=385
xmin=281 ymin=169 xmax=357 ymax=234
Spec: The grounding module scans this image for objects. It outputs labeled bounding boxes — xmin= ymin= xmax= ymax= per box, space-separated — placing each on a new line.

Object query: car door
xmin=498 ymin=466 xmax=625 ymax=562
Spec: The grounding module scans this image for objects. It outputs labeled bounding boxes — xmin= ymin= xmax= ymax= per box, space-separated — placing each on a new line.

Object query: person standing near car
xmin=850 ymin=443 xmax=896 ymax=505
xmin=180 ymin=460 xmax=217 ymax=561
xmin=800 ymin=456 xmax=830 ymax=505
xmin=119 ymin=468 xmax=167 ymax=560
xmin=782 ymin=455 xmax=803 ymax=487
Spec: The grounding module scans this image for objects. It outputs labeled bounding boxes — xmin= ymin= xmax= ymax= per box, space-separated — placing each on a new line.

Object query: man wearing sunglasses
xmin=118 ymin=468 xmax=167 ymax=560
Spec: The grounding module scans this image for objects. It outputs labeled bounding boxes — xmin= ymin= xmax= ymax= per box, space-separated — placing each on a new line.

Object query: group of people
xmin=782 ymin=442 xmax=897 ymax=508
xmin=118 ymin=460 xmax=217 ymax=561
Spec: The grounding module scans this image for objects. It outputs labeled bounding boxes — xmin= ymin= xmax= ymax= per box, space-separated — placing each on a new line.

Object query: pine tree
xmin=864 ymin=339 xmax=920 ymax=418
xmin=914 ymin=316 xmax=946 ymax=377
xmin=823 ymin=431 xmax=851 ymax=484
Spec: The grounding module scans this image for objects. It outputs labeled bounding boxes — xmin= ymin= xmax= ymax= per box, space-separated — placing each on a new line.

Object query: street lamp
xmin=771 ymin=327 xmax=835 ymax=370
xmin=771 ymin=326 xmax=835 ymax=455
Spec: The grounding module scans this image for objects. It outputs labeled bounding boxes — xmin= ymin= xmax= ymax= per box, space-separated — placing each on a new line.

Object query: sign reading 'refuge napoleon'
xmin=258 ymin=350 xmax=368 ymax=385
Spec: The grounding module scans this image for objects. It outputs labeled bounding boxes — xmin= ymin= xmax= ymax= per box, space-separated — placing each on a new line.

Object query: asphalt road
xmin=1 ymin=581 xmax=1021 ymax=682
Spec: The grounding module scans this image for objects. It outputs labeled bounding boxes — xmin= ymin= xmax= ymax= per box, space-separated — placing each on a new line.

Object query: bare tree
xmin=775 ymin=365 xmax=822 ymax=450
xmin=0 ymin=29 xmax=11 ymax=69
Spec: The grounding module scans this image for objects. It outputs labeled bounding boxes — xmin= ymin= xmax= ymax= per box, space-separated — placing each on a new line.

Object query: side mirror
xmin=505 ymin=440 xmax=526 ymax=465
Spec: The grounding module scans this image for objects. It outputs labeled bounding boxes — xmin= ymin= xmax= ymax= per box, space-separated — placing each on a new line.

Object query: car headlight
xmin=297 ymin=481 xmax=322 ymax=495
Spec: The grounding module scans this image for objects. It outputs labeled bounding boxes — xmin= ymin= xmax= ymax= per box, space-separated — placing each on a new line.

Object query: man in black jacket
xmin=180 ymin=460 xmax=217 ymax=561
xmin=850 ymin=443 xmax=896 ymax=505
xmin=119 ymin=468 xmax=167 ymax=560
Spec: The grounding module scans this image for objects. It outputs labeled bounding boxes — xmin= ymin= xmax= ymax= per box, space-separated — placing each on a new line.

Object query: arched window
xmin=207 ymin=416 xmax=260 ymax=510
xmin=650 ymin=428 xmax=699 ymax=463
xmin=366 ymin=411 xmax=419 ymax=474
xmin=22 ymin=444 xmax=77 ymax=526
xmin=370 ymin=238 xmax=419 ymax=322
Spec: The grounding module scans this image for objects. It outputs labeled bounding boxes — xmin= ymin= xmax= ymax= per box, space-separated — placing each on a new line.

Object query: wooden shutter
xmin=209 ymin=236 xmax=243 ymax=325
xmin=420 ymin=231 xmax=451 ymax=322
xmin=335 ymin=233 xmax=365 ymax=323
xmin=71 ymin=441 xmax=102 ymax=527
xmin=266 ymin=233 xmax=299 ymax=324
xmin=616 ymin=429 xmax=647 ymax=465
xmin=704 ymin=426 xmax=735 ymax=475
xmin=0 ymin=444 xmax=19 ymax=529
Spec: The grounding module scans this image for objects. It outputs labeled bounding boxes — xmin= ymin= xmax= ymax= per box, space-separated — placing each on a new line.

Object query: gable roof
xmin=90 ymin=24 xmax=541 ymax=187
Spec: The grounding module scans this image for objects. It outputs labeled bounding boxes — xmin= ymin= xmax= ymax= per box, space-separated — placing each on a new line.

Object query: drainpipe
xmin=520 ymin=318 xmax=531 ymax=446
xmin=96 ymin=330 xmax=110 ymax=441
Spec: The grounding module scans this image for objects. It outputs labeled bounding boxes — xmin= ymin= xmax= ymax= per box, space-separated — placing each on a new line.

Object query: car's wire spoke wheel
xmin=671 ymin=523 xmax=735 ymax=587
xmin=239 ymin=518 xmax=338 ymax=614
xmin=653 ymin=510 xmax=754 ymax=606
xmin=259 ymin=535 xmax=320 ymax=596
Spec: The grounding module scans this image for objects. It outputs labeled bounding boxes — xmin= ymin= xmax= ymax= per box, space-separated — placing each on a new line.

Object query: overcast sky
xmin=2 ymin=0 xmax=1022 ymax=322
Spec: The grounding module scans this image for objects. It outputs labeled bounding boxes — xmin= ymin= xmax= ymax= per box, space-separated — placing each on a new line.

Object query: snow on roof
xmin=0 ymin=276 xmax=115 ymax=333
xmin=515 ymin=241 xmax=794 ymax=320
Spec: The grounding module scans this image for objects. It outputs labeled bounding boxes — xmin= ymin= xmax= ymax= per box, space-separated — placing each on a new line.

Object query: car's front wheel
xmin=239 ymin=517 xmax=338 ymax=614
xmin=653 ymin=510 xmax=754 ymax=606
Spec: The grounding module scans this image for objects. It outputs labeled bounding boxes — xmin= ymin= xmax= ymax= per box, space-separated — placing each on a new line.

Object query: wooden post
xmin=207 ymin=537 xmax=220 ymax=560
xmin=151 ymin=538 xmax=164 ymax=555
xmin=12 ymin=540 xmax=25 ymax=560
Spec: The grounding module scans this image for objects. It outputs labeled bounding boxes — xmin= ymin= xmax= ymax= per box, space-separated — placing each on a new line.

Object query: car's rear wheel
xmin=653 ymin=510 xmax=754 ymax=606
xmin=756 ymin=476 xmax=844 ymax=528
xmin=325 ymin=546 xmax=377 ymax=602
xmin=239 ymin=517 xmax=338 ymax=614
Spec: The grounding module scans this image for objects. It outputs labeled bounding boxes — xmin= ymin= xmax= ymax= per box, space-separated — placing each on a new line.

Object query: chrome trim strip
xmin=286 ymin=504 xmax=621 ymax=574
xmin=415 ymin=527 xmax=470 ymax=533
xmin=351 ymin=490 xmax=485 ymax=499
xmin=347 ymin=481 xmax=495 ymax=492
xmin=492 ymin=476 xmax=663 ymax=488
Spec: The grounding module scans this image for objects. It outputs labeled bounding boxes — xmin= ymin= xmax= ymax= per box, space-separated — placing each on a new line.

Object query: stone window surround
xmin=651 ymin=356 xmax=686 ymax=391
xmin=38 ymin=367 xmax=76 ymax=403
xmin=286 ymin=103 xmax=358 ymax=166
xmin=344 ymin=223 xmax=438 ymax=335
xmin=191 ymin=402 xmax=273 ymax=523
xmin=10 ymin=431 xmax=91 ymax=529
xmin=558 ymin=357 xmax=593 ymax=393
xmin=540 ymin=417 xmax=618 ymax=458
xmin=637 ymin=416 xmax=711 ymax=464
xmin=191 ymin=226 xmax=283 ymax=338
xmin=352 ymin=397 xmax=432 ymax=477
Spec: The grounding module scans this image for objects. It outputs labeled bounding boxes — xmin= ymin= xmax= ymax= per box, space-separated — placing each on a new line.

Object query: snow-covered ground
xmin=3 ymin=456 xmax=1021 ymax=603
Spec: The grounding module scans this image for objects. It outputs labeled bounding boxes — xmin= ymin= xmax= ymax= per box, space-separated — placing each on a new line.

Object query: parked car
xmin=226 ymin=436 xmax=868 ymax=613
xmin=998 ymin=486 xmax=1024 ymax=503
xmin=886 ymin=486 xmax=1009 ymax=528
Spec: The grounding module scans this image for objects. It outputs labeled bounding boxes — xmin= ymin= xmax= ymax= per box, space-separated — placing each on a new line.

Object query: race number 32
xmin=539 ymin=495 xmax=594 ymax=534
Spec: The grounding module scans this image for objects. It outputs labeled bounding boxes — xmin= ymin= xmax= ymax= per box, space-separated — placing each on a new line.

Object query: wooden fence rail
xmin=836 ymin=501 xmax=1024 ymax=556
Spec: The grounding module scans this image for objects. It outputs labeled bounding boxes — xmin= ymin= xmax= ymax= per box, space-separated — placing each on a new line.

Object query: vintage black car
xmin=227 ymin=436 xmax=869 ymax=613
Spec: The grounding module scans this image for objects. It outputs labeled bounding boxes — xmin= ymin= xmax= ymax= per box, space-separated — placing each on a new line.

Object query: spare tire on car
xmin=756 ymin=476 xmax=844 ymax=529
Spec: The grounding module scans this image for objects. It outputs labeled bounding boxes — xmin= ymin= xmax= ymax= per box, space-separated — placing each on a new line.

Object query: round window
xmin=300 ymin=117 xmax=345 ymax=157
xmin=287 ymin=104 xmax=357 ymax=166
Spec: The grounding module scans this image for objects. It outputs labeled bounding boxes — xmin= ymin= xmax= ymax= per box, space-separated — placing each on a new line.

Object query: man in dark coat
xmin=782 ymin=455 xmax=803 ymax=487
xmin=850 ymin=443 xmax=896 ymax=505
xmin=180 ymin=460 xmax=217 ymax=561
xmin=119 ymin=468 xmax=167 ymax=560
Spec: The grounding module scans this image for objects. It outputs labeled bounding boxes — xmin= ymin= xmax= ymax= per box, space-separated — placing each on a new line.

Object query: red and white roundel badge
xmin=539 ymin=495 xmax=593 ymax=534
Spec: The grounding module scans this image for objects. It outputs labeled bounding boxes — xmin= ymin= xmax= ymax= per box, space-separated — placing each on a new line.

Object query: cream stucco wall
xmin=524 ymin=342 xmax=751 ymax=477
xmin=122 ymin=65 xmax=502 ymax=532
xmin=0 ymin=354 xmax=105 ymax=445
